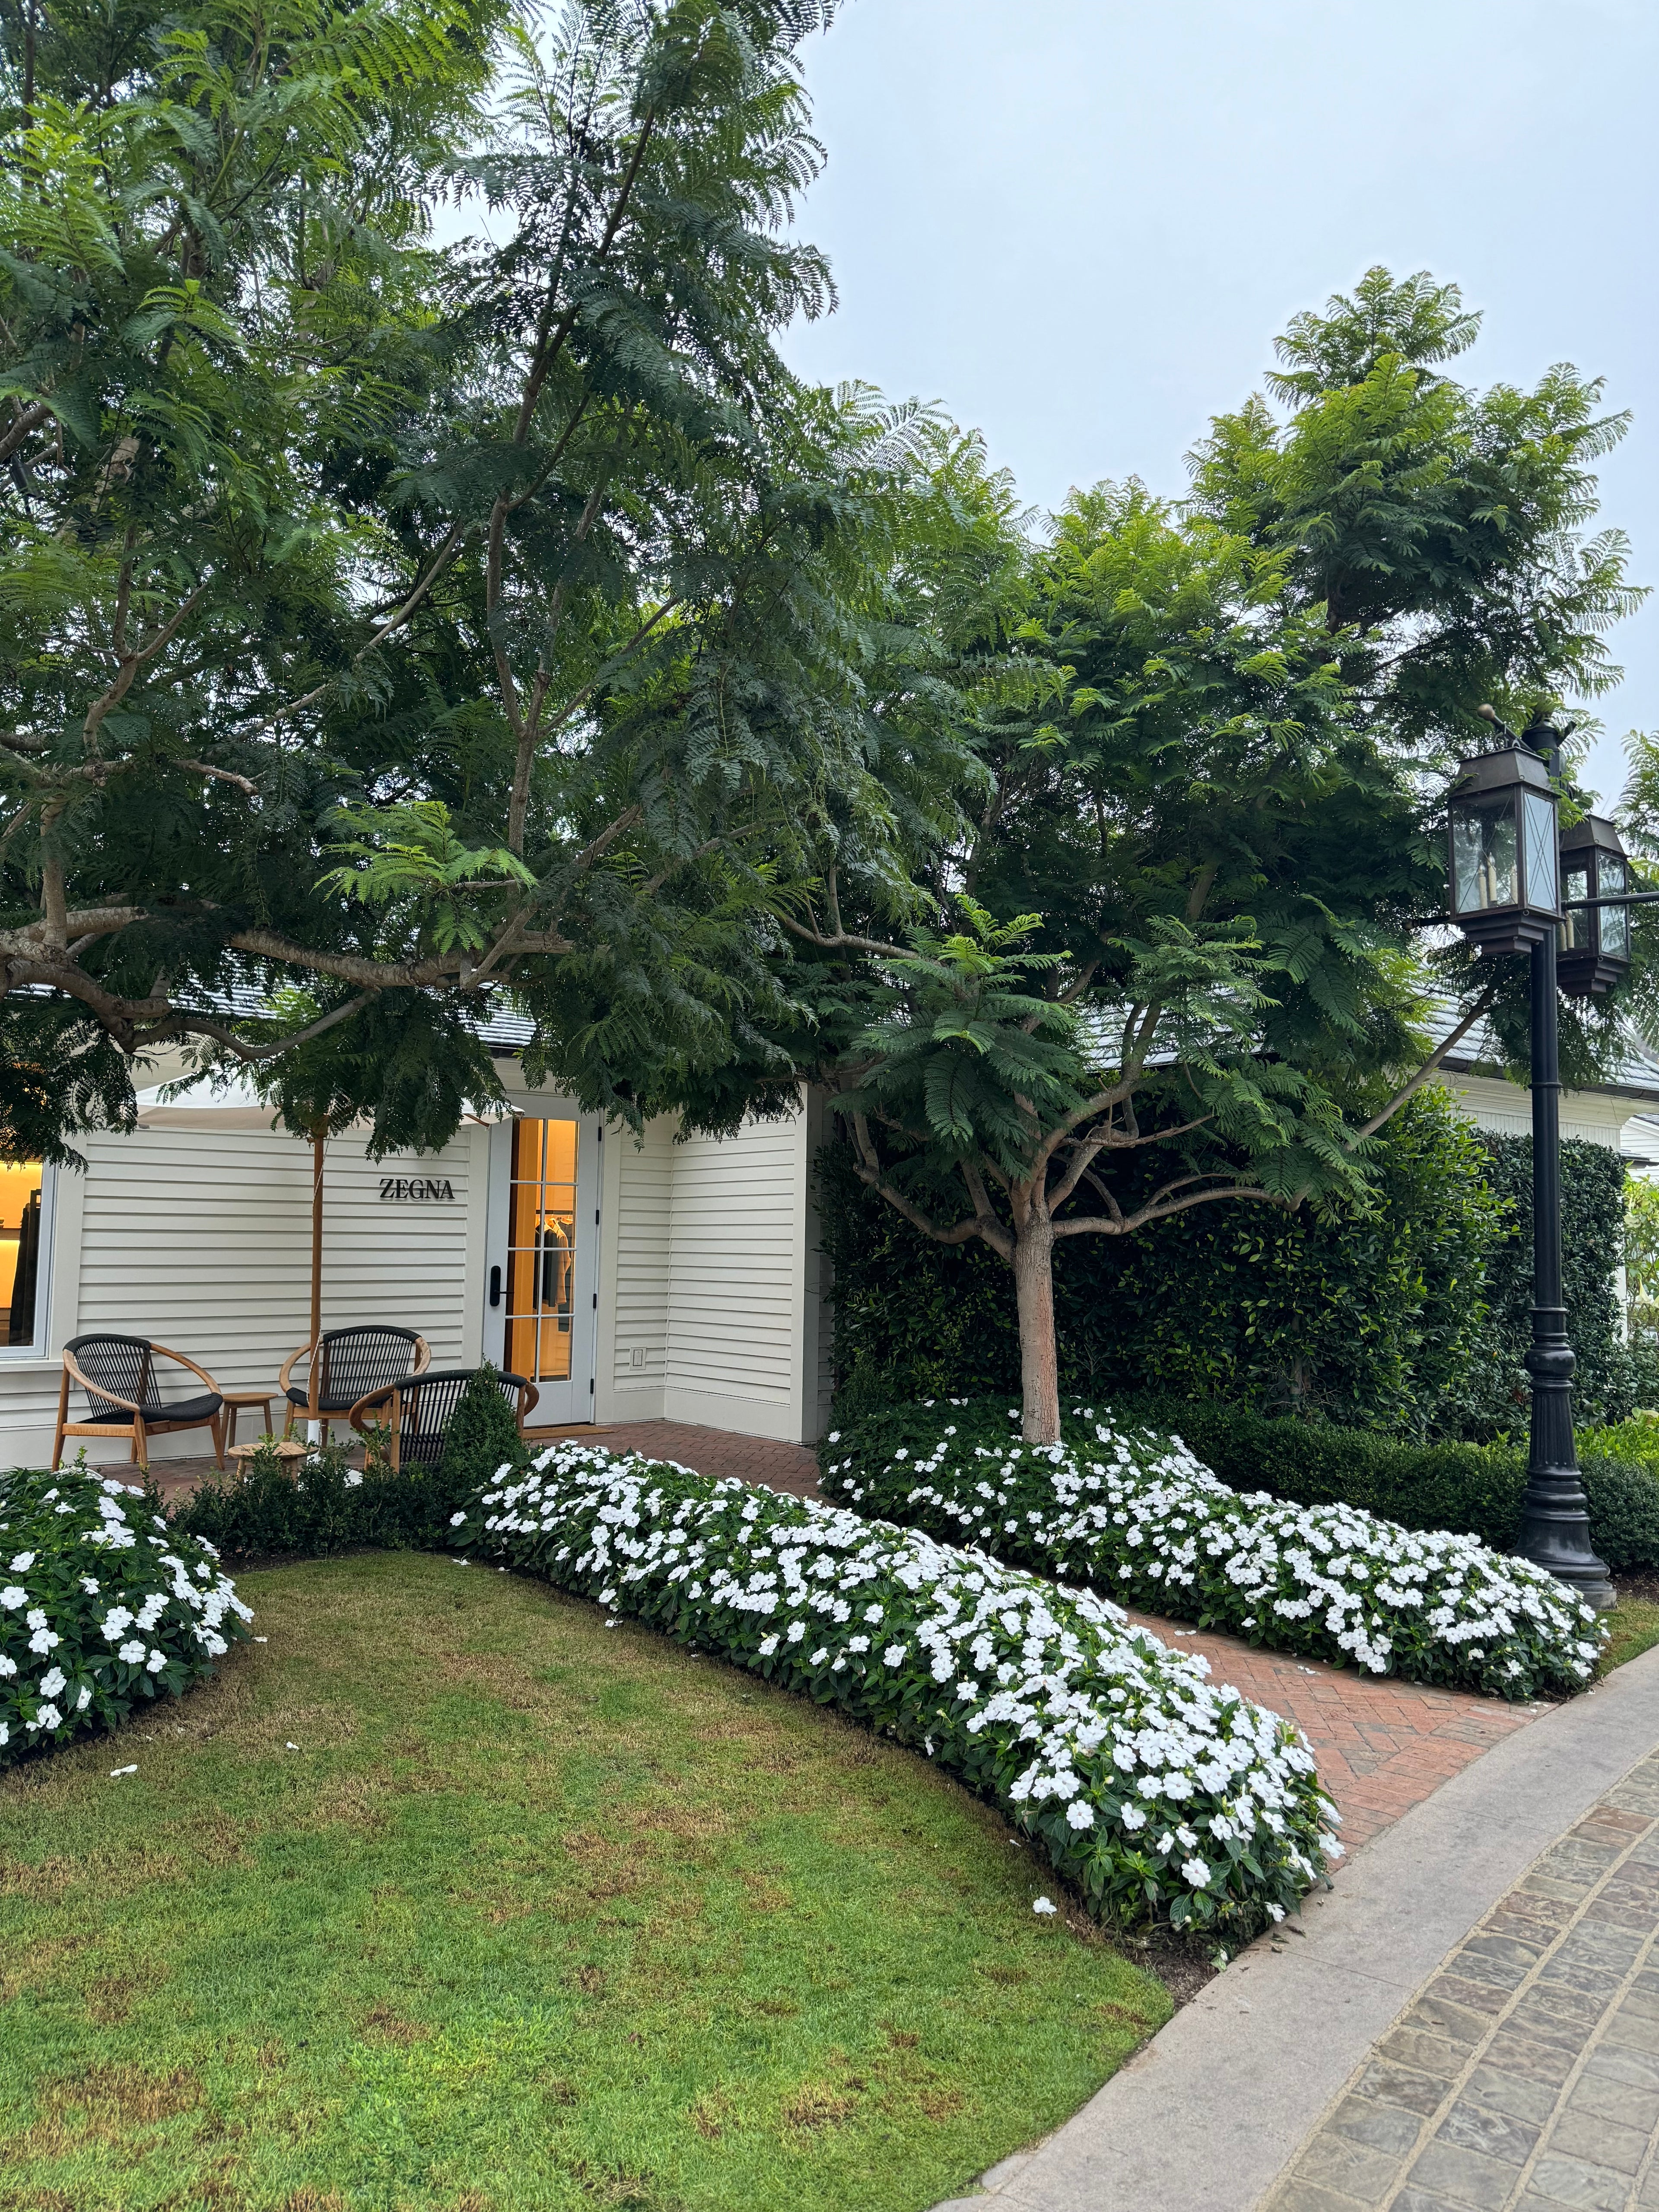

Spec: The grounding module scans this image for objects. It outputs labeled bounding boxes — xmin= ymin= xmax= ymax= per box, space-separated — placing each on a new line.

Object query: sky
xmin=778 ymin=0 xmax=1659 ymax=810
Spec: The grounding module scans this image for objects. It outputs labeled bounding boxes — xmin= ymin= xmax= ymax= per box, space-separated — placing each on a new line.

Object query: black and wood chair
xmin=279 ymin=1326 xmax=431 ymax=1445
xmin=347 ymin=1367 xmax=538 ymax=1474
xmin=54 ymin=1334 xmax=229 ymax=1470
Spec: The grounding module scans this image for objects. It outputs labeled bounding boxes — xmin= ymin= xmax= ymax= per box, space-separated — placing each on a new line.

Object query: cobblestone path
xmin=1264 ymin=1747 xmax=1659 ymax=2212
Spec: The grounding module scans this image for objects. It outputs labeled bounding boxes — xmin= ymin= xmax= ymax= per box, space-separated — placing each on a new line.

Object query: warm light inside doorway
xmin=505 ymin=1120 xmax=577 ymax=1383
xmin=0 ymin=1160 xmax=42 ymax=1345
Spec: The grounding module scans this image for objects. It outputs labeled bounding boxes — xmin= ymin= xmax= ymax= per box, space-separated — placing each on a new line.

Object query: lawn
xmin=1601 ymin=1576 xmax=1659 ymax=1678
xmin=0 ymin=1552 xmax=1169 ymax=2212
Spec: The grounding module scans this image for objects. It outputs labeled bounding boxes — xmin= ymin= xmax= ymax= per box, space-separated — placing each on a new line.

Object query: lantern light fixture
xmin=1446 ymin=741 xmax=1562 ymax=958
xmin=1558 ymin=813 xmax=1634 ymax=996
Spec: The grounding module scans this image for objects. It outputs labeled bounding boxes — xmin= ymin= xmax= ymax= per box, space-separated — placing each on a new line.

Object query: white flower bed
xmin=452 ymin=1441 xmax=1339 ymax=1936
xmin=820 ymin=1401 xmax=1604 ymax=1700
xmin=0 ymin=1463 xmax=253 ymax=1766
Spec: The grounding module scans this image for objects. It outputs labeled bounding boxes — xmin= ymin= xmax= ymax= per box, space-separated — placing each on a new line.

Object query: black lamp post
xmin=1448 ymin=714 xmax=1618 ymax=1608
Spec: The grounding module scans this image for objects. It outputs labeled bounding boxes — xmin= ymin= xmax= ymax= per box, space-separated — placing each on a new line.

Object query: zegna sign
xmin=378 ymin=1176 xmax=457 ymax=1202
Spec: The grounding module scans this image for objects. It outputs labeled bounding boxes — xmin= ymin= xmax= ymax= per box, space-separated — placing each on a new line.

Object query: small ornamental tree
xmin=789 ymin=273 xmax=1645 ymax=1443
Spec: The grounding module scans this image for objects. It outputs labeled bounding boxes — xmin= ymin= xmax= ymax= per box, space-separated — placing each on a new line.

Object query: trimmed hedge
xmin=820 ymin=1399 xmax=1605 ymax=1698
xmin=1 ymin=1462 xmax=251 ymax=1766
xmin=453 ymin=1439 xmax=1339 ymax=1937
xmin=171 ymin=1438 xmax=467 ymax=1564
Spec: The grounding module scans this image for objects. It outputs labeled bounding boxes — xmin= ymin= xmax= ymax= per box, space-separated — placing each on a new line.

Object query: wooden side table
xmin=226 ymin=1438 xmax=307 ymax=1474
xmin=221 ymin=1390 xmax=277 ymax=1450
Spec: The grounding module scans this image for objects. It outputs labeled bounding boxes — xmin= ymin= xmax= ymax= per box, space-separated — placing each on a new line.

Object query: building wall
xmin=1436 ymin=1072 xmax=1637 ymax=1149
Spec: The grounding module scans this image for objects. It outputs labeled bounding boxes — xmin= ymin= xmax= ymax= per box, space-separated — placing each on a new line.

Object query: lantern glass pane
xmin=1603 ymin=890 xmax=1631 ymax=959
xmin=1452 ymin=797 xmax=1518 ymax=913
xmin=1600 ymin=851 xmax=1629 ymax=896
xmin=1522 ymin=789 xmax=1559 ymax=913
xmin=1562 ymin=863 xmax=1592 ymax=950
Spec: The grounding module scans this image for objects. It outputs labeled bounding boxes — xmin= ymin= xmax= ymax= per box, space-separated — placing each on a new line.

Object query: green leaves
xmin=315 ymin=800 xmax=536 ymax=953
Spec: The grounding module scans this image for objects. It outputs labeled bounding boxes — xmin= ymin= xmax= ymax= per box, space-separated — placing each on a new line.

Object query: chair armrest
xmin=278 ymin=1342 xmax=315 ymax=1395
xmin=61 ymin=1350 xmax=143 ymax=1417
xmin=346 ymin=1383 xmax=400 ymax=1435
xmin=412 ymin=1336 xmax=432 ymax=1375
xmin=150 ymin=1343 xmax=225 ymax=1395
xmin=518 ymin=1380 xmax=540 ymax=1422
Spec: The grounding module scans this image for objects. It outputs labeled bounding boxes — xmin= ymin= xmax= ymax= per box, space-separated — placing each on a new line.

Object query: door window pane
xmin=505 ymin=1120 xmax=578 ymax=1384
xmin=0 ymin=1162 xmax=43 ymax=1346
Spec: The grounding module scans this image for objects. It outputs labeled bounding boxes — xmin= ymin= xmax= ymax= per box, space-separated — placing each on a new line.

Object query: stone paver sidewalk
xmin=1265 ymin=1746 xmax=1659 ymax=2212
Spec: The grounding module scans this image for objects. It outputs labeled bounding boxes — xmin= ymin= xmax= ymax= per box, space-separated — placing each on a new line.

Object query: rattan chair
xmin=280 ymin=1326 xmax=431 ymax=1444
xmin=54 ymin=1334 xmax=229 ymax=1470
xmin=347 ymin=1367 xmax=539 ymax=1473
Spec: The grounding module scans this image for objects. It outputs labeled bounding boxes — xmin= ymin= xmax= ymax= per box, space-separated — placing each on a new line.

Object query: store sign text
xmin=379 ymin=1177 xmax=456 ymax=1202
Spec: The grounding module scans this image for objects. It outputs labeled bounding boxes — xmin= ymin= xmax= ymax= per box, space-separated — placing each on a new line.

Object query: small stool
xmin=226 ymin=1438 xmax=308 ymax=1475
xmin=222 ymin=1390 xmax=278 ymax=1450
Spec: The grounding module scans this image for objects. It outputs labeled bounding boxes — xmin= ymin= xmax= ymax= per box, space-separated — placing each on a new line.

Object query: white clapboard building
xmin=0 ymin=1010 xmax=1656 ymax=1467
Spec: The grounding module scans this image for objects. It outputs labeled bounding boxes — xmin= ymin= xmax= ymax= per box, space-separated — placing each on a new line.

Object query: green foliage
xmin=818 ymin=1398 xmax=1603 ymax=1696
xmin=0 ymin=1461 xmax=248 ymax=1767
xmin=821 ymin=1089 xmax=1506 ymax=1435
xmin=1468 ymin=1135 xmax=1636 ymax=1432
xmin=439 ymin=1363 xmax=527 ymax=1497
xmin=169 ymin=1438 xmax=464 ymax=1564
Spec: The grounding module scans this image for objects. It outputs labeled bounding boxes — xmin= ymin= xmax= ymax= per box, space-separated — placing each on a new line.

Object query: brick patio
xmin=118 ymin=1413 xmax=1545 ymax=1853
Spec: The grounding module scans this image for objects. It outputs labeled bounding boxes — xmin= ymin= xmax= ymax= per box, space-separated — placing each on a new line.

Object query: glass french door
xmin=485 ymin=1116 xmax=597 ymax=1423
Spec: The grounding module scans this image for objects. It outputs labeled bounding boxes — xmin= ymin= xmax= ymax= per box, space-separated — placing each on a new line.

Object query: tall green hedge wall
xmin=817 ymin=1090 xmax=1643 ymax=1440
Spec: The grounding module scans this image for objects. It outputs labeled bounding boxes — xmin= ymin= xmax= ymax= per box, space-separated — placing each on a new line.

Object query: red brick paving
xmin=124 ymin=1415 xmax=1545 ymax=1852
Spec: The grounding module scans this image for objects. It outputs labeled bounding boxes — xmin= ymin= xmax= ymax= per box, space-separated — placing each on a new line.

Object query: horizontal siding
xmin=666 ymin=1122 xmax=800 ymax=1406
xmin=72 ymin=1126 xmax=472 ymax=1406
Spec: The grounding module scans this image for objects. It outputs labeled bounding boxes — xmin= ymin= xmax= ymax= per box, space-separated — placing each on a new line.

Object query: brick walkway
xmin=118 ymin=1415 xmax=1546 ymax=1854
xmin=1265 ymin=1745 xmax=1659 ymax=2212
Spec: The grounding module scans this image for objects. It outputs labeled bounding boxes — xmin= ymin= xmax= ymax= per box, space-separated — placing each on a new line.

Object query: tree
xmin=786 ymin=275 xmax=1646 ymax=1443
xmin=0 ymin=0 xmax=939 ymax=1154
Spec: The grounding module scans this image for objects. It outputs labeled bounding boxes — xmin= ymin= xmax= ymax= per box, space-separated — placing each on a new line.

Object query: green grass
xmin=1600 ymin=1593 xmax=1659 ymax=1677
xmin=0 ymin=1552 xmax=1169 ymax=2212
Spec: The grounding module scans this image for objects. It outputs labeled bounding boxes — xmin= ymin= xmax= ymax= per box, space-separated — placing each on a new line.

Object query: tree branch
xmin=1351 ymin=986 xmax=1499 ymax=1141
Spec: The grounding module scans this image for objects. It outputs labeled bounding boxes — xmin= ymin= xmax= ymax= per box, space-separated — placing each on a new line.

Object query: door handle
xmin=489 ymin=1265 xmax=502 ymax=1308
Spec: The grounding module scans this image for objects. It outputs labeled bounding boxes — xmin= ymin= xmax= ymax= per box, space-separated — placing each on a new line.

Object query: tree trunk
xmin=1013 ymin=1214 xmax=1060 ymax=1443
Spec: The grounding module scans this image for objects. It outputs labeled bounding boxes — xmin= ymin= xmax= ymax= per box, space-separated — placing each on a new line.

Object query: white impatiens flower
xmin=1181 ymin=1858 xmax=1212 ymax=1888
xmin=38 ymin=1666 xmax=66 ymax=1698
xmin=0 ymin=1585 xmax=24 ymax=1610
xmin=8 ymin=1551 xmax=34 ymax=1570
xmin=1065 ymin=1801 xmax=1095 ymax=1830
xmin=28 ymin=1627 xmax=59 ymax=1655
xmin=117 ymin=1640 xmax=146 ymax=1664
xmin=1032 ymin=1896 xmax=1058 ymax=1915
xmin=449 ymin=1513 xmax=467 ymax=1527
xmin=145 ymin=1650 xmax=167 ymax=1673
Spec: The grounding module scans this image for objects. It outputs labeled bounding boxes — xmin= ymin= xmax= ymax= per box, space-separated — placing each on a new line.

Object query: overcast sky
xmin=779 ymin=0 xmax=1658 ymax=809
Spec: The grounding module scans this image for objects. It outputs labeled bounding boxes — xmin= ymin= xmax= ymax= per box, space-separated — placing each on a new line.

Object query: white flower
xmin=33 ymin=1702 xmax=61 ymax=1729
xmin=8 ymin=1552 xmax=34 ymax=1570
xmin=1032 ymin=1895 xmax=1058 ymax=1915
xmin=1181 ymin=1857 xmax=1211 ymax=1889
xmin=883 ymin=1643 xmax=907 ymax=1667
xmin=0 ymin=1585 xmax=24 ymax=1610
xmin=117 ymin=1640 xmax=145 ymax=1663
xmin=344 ymin=1471 xmax=363 ymax=1489
xmin=449 ymin=1513 xmax=467 ymax=1527
xmin=145 ymin=1650 xmax=166 ymax=1673
xmin=1119 ymin=1802 xmax=1147 ymax=1831
xmin=809 ymin=1647 xmax=829 ymax=1666
xmin=27 ymin=1627 xmax=58 ymax=1655
xmin=38 ymin=1666 xmax=65 ymax=1698
xmin=758 ymin=1634 xmax=779 ymax=1656
xmin=1065 ymin=1801 xmax=1095 ymax=1831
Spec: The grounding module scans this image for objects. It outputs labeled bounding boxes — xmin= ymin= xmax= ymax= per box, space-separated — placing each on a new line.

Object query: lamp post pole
xmin=1516 ymin=722 xmax=1613 ymax=1608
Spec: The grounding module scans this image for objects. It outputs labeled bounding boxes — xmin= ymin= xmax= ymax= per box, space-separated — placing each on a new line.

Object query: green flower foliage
xmin=170 ymin=1438 xmax=468 ymax=1564
xmin=819 ymin=1399 xmax=1605 ymax=1699
xmin=0 ymin=1462 xmax=250 ymax=1766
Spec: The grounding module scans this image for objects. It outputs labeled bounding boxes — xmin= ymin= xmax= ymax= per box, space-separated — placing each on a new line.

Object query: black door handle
xmin=489 ymin=1265 xmax=502 ymax=1309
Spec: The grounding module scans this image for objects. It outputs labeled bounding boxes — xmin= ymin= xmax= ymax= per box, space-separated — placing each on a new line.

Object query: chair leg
xmin=51 ymin=1368 xmax=69 ymax=1471
xmin=210 ymin=1411 xmax=226 ymax=1471
xmin=133 ymin=1414 xmax=148 ymax=1471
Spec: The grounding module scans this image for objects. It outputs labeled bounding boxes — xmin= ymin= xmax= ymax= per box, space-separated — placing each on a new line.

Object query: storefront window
xmin=0 ymin=1161 xmax=44 ymax=1347
xmin=505 ymin=1120 xmax=577 ymax=1383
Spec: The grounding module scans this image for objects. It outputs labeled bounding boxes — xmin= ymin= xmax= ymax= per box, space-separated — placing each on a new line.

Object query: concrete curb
xmin=930 ymin=1642 xmax=1659 ymax=2212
